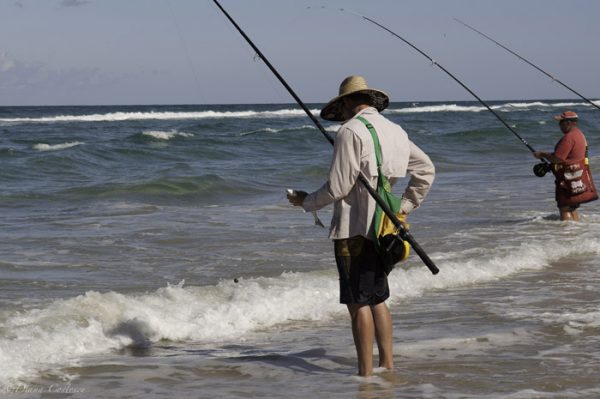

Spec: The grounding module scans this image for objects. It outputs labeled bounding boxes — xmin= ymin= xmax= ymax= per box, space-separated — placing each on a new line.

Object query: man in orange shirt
xmin=534 ymin=111 xmax=598 ymax=221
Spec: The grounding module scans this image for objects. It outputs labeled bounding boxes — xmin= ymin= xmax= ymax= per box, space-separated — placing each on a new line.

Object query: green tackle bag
xmin=356 ymin=116 xmax=410 ymax=274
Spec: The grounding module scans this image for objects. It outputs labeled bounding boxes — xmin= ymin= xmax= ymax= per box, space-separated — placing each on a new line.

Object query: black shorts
xmin=334 ymin=236 xmax=390 ymax=305
xmin=559 ymin=203 xmax=580 ymax=211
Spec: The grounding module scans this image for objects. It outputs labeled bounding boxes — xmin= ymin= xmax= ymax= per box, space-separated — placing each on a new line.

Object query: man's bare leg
xmin=371 ymin=302 xmax=393 ymax=370
xmin=348 ymin=304 xmax=375 ymax=376
xmin=559 ymin=207 xmax=580 ymax=221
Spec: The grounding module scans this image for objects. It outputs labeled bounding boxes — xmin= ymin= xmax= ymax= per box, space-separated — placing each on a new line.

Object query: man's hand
xmin=287 ymin=189 xmax=308 ymax=207
xmin=398 ymin=212 xmax=410 ymax=231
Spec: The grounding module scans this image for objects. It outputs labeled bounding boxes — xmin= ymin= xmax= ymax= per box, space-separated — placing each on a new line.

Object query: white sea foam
xmin=400 ymin=329 xmax=532 ymax=359
xmin=2 ymin=100 xmax=596 ymax=125
xmin=33 ymin=142 xmax=83 ymax=151
xmin=0 ymin=109 xmax=321 ymax=124
xmin=239 ymin=127 xmax=281 ymax=136
xmin=240 ymin=124 xmax=339 ymax=136
xmin=501 ymin=101 xmax=550 ymax=108
xmin=547 ymin=309 xmax=600 ymax=335
xmin=501 ymin=304 xmax=600 ymax=336
xmin=141 ymin=130 xmax=193 ymax=140
xmin=1 ymin=224 xmax=599 ymax=386
xmin=0 ymin=276 xmax=338 ymax=385
xmin=387 ymin=100 xmax=597 ymax=114
xmin=389 ymin=104 xmax=486 ymax=113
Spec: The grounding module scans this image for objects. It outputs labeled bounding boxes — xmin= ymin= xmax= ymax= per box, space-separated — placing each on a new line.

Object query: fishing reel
xmin=379 ymin=233 xmax=411 ymax=275
xmin=533 ymin=162 xmax=551 ymax=177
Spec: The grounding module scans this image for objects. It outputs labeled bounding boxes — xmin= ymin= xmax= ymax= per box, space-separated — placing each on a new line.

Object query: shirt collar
xmin=340 ymin=106 xmax=377 ymax=124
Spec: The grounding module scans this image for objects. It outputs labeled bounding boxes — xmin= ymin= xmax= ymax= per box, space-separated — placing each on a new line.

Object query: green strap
xmin=356 ymin=116 xmax=391 ymax=193
xmin=356 ymin=116 xmax=382 ymax=169
xmin=355 ymin=116 xmax=401 ymax=242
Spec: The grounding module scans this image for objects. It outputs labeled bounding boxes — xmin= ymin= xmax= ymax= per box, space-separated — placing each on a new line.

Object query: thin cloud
xmin=0 ymin=53 xmax=116 ymax=94
xmin=0 ymin=52 xmax=17 ymax=72
xmin=59 ymin=0 xmax=91 ymax=7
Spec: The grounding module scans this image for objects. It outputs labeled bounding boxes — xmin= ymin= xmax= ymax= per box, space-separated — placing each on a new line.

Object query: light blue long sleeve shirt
xmin=302 ymin=107 xmax=435 ymax=240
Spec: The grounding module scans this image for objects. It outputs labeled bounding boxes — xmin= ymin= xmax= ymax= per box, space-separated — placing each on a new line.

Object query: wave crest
xmin=33 ymin=142 xmax=83 ymax=151
xmin=141 ymin=130 xmax=194 ymax=140
xmin=2 ymin=101 xmax=598 ymax=125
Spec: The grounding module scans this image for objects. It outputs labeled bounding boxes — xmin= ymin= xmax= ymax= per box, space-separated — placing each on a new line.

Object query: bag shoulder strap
xmin=355 ymin=115 xmax=393 ymax=195
xmin=355 ymin=115 xmax=383 ymax=170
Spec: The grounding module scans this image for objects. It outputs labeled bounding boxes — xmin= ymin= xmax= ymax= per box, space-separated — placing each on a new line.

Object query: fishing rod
xmin=340 ymin=9 xmax=551 ymax=171
xmin=213 ymin=0 xmax=439 ymax=275
xmin=454 ymin=18 xmax=600 ymax=112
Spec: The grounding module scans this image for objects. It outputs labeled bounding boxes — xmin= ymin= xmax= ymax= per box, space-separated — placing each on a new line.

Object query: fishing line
xmin=212 ymin=0 xmax=439 ymax=275
xmin=337 ymin=8 xmax=550 ymax=167
xmin=454 ymin=18 xmax=600 ymax=112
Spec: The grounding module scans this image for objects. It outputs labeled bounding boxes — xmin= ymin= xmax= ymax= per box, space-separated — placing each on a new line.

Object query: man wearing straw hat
xmin=534 ymin=111 xmax=598 ymax=221
xmin=288 ymin=76 xmax=435 ymax=376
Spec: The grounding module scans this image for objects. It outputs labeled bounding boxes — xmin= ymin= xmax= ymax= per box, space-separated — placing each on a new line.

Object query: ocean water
xmin=1 ymin=100 xmax=599 ymax=398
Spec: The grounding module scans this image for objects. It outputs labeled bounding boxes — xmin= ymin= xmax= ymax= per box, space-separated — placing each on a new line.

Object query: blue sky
xmin=1 ymin=0 xmax=599 ymax=106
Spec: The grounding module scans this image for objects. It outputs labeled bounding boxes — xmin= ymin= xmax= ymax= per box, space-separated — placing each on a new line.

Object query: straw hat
xmin=320 ymin=76 xmax=389 ymax=121
xmin=554 ymin=111 xmax=578 ymax=121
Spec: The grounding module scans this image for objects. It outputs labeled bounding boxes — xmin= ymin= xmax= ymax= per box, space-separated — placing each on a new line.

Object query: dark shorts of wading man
xmin=334 ymin=236 xmax=390 ymax=305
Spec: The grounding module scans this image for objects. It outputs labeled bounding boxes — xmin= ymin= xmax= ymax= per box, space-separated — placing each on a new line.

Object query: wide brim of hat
xmin=554 ymin=115 xmax=578 ymax=121
xmin=319 ymin=89 xmax=389 ymax=122
xmin=554 ymin=111 xmax=579 ymax=121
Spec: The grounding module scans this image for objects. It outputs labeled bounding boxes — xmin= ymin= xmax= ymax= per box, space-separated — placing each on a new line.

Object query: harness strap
xmin=355 ymin=115 xmax=400 ymax=238
xmin=356 ymin=116 xmax=382 ymax=168
xmin=355 ymin=116 xmax=392 ymax=193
